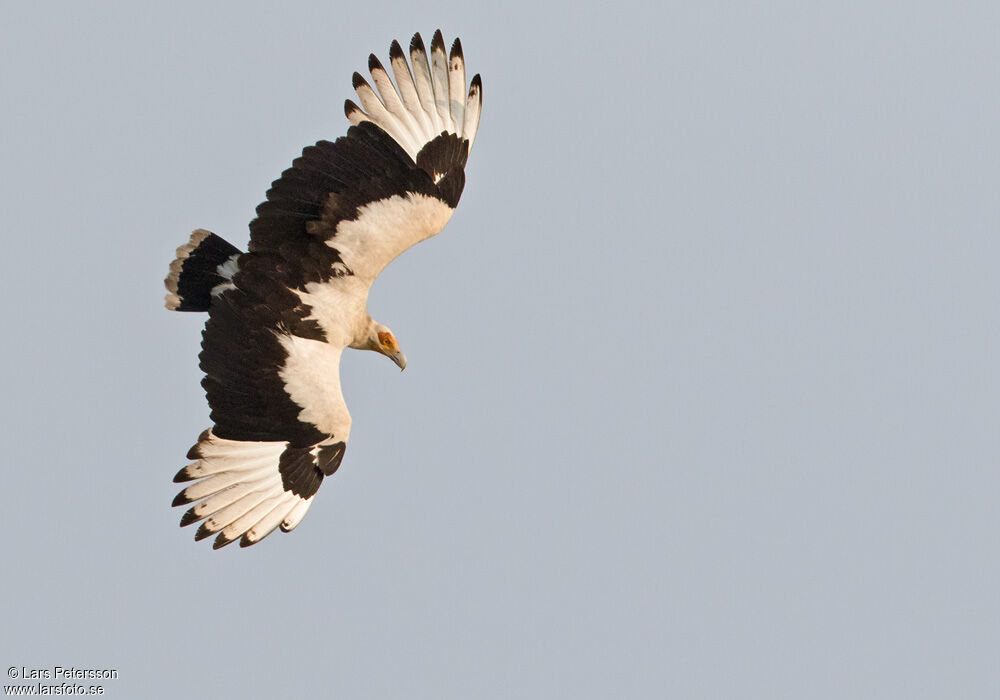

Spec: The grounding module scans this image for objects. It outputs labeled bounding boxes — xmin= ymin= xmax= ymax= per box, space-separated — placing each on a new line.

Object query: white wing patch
xmin=277 ymin=335 xmax=352 ymax=439
xmin=346 ymin=31 xmax=483 ymax=161
xmin=173 ymin=432 xmax=316 ymax=548
xmin=328 ymin=192 xmax=454 ymax=281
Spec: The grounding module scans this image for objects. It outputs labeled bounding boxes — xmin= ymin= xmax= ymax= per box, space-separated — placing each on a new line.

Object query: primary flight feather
xmin=164 ymin=31 xmax=482 ymax=549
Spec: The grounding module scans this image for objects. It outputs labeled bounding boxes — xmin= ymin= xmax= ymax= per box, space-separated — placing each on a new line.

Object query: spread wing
xmin=171 ymin=31 xmax=482 ymax=549
xmin=171 ymin=277 xmax=351 ymax=549
xmin=249 ymin=30 xmax=482 ymax=285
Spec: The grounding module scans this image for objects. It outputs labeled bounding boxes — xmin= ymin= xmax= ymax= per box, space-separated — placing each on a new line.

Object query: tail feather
xmin=164 ymin=229 xmax=243 ymax=311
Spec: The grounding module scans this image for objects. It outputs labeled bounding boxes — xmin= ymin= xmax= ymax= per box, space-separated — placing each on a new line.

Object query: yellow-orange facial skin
xmin=377 ymin=331 xmax=398 ymax=353
xmin=375 ymin=331 xmax=406 ymax=370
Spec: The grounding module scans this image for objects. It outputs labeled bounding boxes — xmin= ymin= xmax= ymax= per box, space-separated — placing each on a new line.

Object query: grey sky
xmin=2 ymin=1 xmax=998 ymax=698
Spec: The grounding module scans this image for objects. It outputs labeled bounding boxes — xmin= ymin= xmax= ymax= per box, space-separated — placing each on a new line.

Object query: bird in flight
xmin=165 ymin=31 xmax=482 ymax=549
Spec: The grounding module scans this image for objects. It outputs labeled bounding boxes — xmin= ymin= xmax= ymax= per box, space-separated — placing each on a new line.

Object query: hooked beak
xmin=388 ymin=350 xmax=407 ymax=371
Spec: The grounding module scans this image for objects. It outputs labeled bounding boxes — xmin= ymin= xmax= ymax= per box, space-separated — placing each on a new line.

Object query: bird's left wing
xmin=171 ymin=276 xmax=352 ymax=549
xmin=249 ymin=30 xmax=482 ymax=286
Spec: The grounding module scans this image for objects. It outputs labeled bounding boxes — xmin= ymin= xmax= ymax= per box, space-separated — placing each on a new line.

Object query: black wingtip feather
xmin=186 ymin=432 xmax=208 ymax=460
xmin=179 ymin=509 xmax=201 ymax=527
xmin=344 ymin=99 xmax=360 ymax=118
xmin=410 ymin=32 xmax=425 ymax=54
xmin=213 ymin=533 xmax=236 ymax=550
xmin=389 ymin=39 xmax=404 ymax=60
xmin=172 ymin=491 xmax=192 ymax=507
xmin=239 ymin=534 xmax=258 ymax=548
xmin=368 ymin=53 xmax=384 ymax=73
xmin=450 ymin=38 xmax=463 ymax=61
xmin=352 ymin=71 xmax=367 ymax=90
xmin=194 ymin=523 xmax=213 ymax=541
xmin=173 ymin=467 xmax=193 ymax=483
xmin=431 ymin=29 xmax=445 ymax=54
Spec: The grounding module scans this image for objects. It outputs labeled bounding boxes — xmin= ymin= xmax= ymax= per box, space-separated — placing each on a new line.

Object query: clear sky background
xmin=1 ymin=1 xmax=998 ymax=698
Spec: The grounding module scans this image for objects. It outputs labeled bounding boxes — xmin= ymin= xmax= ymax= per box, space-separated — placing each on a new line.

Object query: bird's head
xmin=367 ymin=324 xmax=407 ymax=371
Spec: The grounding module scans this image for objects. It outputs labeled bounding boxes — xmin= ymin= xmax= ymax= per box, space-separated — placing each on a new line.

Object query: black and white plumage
xmin=165 ymin=31 xmax=482 ymax=549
